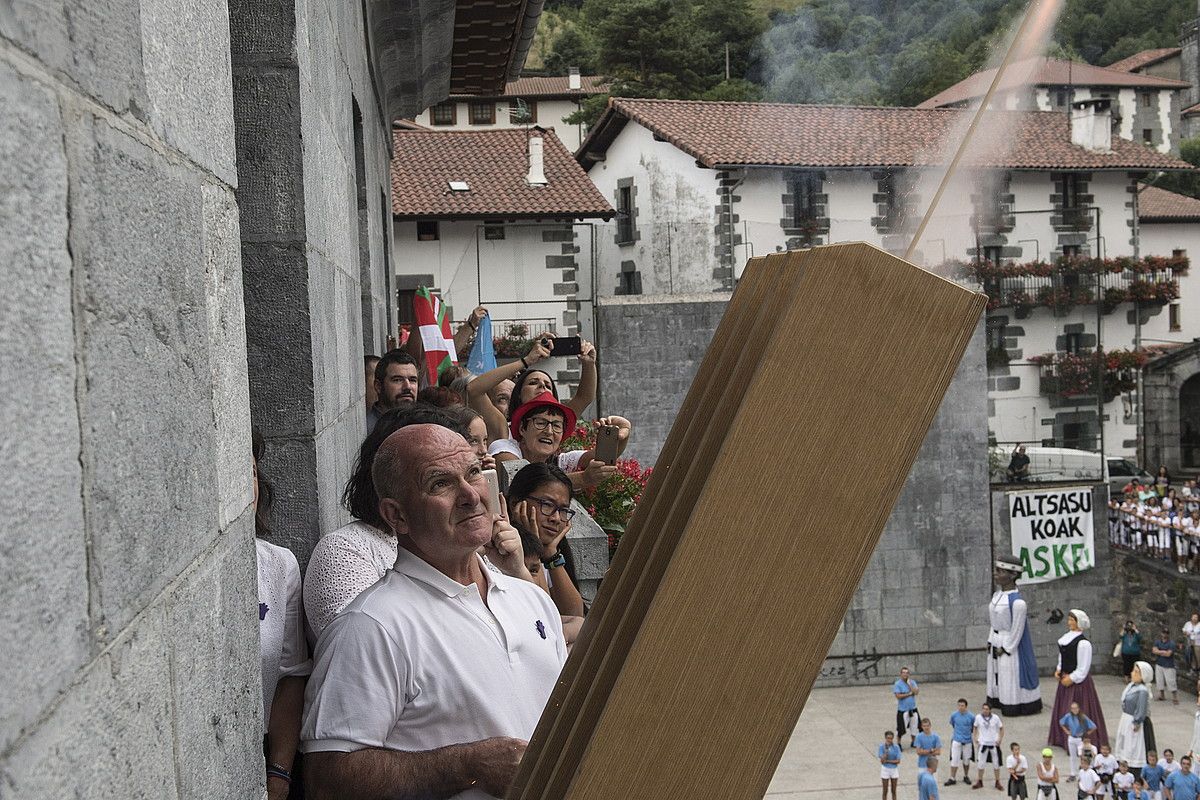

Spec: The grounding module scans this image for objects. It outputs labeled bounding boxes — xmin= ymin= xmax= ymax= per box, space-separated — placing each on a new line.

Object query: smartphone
xmin=482 ymin=468 xmax=501 ymax=516
xmin=547 ymin=335 xmax=582 ymax=357
xmin=595 ymin=425 xmax=620 ymax=464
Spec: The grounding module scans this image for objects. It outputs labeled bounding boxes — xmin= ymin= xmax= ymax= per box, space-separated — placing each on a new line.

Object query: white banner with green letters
xmin=1008 ymin=487 xmax=1095 ymax=584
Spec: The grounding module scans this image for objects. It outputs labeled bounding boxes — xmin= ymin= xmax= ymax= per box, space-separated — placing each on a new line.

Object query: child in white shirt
xmin=1036 ymin=748 xmax=1060 ymax=800
xmin=1080 ymin=754 xmax=1102 ymax=798
xmin=1112 ymin=761 xmax=1134 ymax=800
xmin=1007 ymin=743 xmax=1029 ymax=799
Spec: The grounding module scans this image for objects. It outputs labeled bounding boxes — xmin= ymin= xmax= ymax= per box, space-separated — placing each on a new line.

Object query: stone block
xmin=202 ymin=184 xmax=254 ymax=531
xmin=228 ymin=0 xmax=298 ymax=63
xmin=1 ymin=608 xmax=178 ymax=797
xmin=263 ymin=434 xmax=321 ymax=567
xmin=140 ymin=0 xmax=237 ymax=184
xmin=0 ymin=0 xmax=148 ymax=118
xmin=67 ymin=112 xmax=220 ymax=635
xmin=0 ymin=63 xmax=91 ymax=753
xmin=232 ymin=70 xmax=305 ymax=242
xmin=166 ymin=521 xmax=264 ymax=800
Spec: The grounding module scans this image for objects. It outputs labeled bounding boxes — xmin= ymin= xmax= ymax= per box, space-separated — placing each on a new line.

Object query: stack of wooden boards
xmin=508 ymin=243 xmax=986 ymax=800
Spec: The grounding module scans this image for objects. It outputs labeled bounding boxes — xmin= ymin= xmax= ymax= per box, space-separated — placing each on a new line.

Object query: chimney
xmin=1070 ymin=98 xmax=1112 ymax=153
xmin=568 ymin=67 xmax=581 ymax=91
xmin=526 ymin=133 xmax=547 ymax=185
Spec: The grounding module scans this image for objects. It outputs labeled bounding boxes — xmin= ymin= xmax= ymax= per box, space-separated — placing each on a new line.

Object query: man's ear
xmin=379 ymin=497 xmax=407 ymax=537
xmin=374 ymin=376 xmax=384 ymax=394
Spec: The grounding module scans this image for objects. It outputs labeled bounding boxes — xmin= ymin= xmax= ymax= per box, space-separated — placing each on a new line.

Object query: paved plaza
xmin=767 ymin=675 xmax=1200 ymax=798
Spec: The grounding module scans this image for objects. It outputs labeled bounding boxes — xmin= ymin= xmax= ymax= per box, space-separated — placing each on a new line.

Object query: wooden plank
xmin=560 ymin=243 xmax=984 ymax=799
xmin=522 ymin=251 xmax=805 ymax=800
xmin=508 ymin=252 xmax=789 ymax=799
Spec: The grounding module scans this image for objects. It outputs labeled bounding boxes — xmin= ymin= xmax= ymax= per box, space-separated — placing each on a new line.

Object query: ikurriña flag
xmin=413 ymin=287 xmax=457 ymax=383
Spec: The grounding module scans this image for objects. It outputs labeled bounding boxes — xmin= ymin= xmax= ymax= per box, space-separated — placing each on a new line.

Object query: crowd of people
xmin=882 ymin=611 xmax=1200 ymax=800
xmin=1108 ymin=470 xmax=1200 ymax=574
xmin=253 ymin=308 xmax=636 ymax=799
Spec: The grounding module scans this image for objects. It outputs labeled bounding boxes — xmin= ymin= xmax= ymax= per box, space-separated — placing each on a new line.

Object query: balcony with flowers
xmin=1029 ymin=349 xmax=1148 ymax=404
xmin=942 ymin=255 xmax=1187 ymax=317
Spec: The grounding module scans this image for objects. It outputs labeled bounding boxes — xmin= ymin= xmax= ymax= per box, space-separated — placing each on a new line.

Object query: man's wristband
xmin=520 ymin=356 xmax=529 ymax=369
xmin=266 ymin=764 xmax=292 ymax=784
xmin=542 ymin=552 xmax=566 ymax=570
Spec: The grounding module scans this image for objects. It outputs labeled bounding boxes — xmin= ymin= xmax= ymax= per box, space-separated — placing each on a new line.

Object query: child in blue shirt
xmin=879 ymin=730 xmax=901 ymax=800
xmin=948 ymin=698 xmax=975 ymax=786
xmin=914 ymin=718 xmax=943 ymax=773
xmin=1141 ymin=751 xmax=1164 ymax=800
xmin=1058 ymin=701 xmax=1097 ymax=780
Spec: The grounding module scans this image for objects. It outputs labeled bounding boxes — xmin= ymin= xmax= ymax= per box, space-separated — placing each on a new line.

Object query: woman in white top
xmin=253 ymin=432 xmax=311 ymax=799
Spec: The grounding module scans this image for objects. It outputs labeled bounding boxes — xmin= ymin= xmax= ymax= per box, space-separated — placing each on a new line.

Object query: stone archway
xmin=1144 ymin=343 xmax=1200 ymax=474
xmin=1181 ymin=374 xmax=1200 ymax=469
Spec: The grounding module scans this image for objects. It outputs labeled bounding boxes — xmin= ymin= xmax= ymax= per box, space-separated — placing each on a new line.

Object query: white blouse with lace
xmin=302 ymin=520 xmax=397 ymax=639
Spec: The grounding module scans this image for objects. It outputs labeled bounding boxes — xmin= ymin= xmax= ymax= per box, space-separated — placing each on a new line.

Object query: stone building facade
xmin=0 ymin=0 xmax=541 ymax=795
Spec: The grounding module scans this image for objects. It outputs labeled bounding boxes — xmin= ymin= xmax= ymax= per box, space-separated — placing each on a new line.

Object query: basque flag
xmin=413 ymin=287 xmax=457 ymax=383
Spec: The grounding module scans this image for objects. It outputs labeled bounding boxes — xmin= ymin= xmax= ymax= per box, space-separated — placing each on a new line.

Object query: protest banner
xmin=1008 ymin=487 xmax=1095 ymax=584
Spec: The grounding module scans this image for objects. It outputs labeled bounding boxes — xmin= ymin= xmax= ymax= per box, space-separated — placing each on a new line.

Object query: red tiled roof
xmin=390 ymin=128 xmax=613 ymax=219
xmin=917 ymin=57 xmax=1188 ymax=108
xmin=580 ymin=98 xmax=1194 ymax=171
xmin=1106 ymin=48 xmax=1182 ymax=73
xmin=449 ymin=75 xmax=609 ymax=100
xmin=393 ymin=119 xmax=431 ymax=131
xmin=1138 ymin=185 xmax=1200 ymax=221
xmin=1183 ymin=102 xmax=1200 ymax=116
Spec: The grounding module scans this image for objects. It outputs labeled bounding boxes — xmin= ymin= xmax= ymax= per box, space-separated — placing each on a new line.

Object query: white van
xmin=996 ymin=445 xmax=1153 ymax=491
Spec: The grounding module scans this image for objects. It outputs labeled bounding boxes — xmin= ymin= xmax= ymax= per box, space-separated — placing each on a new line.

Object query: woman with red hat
xmin=490 ymin=391 xmax=630 ymax=490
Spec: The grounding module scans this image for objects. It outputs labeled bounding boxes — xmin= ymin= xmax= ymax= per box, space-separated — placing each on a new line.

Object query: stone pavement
xmin=767 ymin=675 xmax=1200 ymax=798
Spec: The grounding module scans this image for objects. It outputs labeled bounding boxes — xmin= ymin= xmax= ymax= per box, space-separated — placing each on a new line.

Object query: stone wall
xmin=1110 ymin=550 xmax=1200 ymax=676
xmin=596 ymin=293 xmax=995 ymax=686
xmin=0 ymin=1 xmax=261 ymax=795
xmin=232 ymin=0 xmax=404 ymax=566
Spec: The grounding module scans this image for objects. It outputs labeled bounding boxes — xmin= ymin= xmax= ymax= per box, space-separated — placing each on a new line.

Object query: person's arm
xmin=564 ymin=340 xmax=597 ymax=416
xmin=996 ymin=720 xmax=1004 ymax=748
xmin=267 ymin=676 xmax=307 ymax=800
xmin=452 ymin=307 xmax=488 ymax=358
xmin=1131 ymin=689 xmax=1148 ymax=729
xmin=1059 ymin=715 xmax=1071 ymax=737
xmin=568 ymin=452 xmax=617 ymax=490
xmin=468 ymin=335 xmax=553 ymax=441
xmin=560 ymin=615 xmax=584 ymax=646
xmin=304 ymin=738 xmax=527 ymax=800
xmin=512 ymin=500 xmax=584 ymax=618
xmin=1067 ymin=639 xmax=1093 ymax=684
xmin=1000 ymin=598 xmax=1027 ymax=652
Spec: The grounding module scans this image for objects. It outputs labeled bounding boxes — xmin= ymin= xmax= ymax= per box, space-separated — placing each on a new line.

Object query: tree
xmin=1151 ymin=137 xmax=1200 ymax=199
xmin=544 ymin=24 xmax=598 ymax=74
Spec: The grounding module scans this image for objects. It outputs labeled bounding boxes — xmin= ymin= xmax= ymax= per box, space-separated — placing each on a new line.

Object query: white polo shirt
xmin=974 ymin=713 xmax=1003 ymax=746
xmin=301 ymin=549 xmax=566 ymax=798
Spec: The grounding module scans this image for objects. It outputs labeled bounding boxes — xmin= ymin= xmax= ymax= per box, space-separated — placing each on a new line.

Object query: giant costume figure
xmin=987 ymin=554 xmax=1042 ymax=716
xmin=1048 ymin=608 xmax=1109 ymax=749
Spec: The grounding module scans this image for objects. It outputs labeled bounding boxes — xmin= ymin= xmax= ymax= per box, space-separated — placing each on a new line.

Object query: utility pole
xmin=725 ymin=43 xmax=730 ymax=81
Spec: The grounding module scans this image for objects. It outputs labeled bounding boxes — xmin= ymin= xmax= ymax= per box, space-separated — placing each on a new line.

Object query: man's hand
xmin=483 ymin=497 xmax=531 ymax=581
xmin=466 ymin=737 xmax=528 ymax=797
xmin=579 ymin=340 xmax=597 ymax=365
xmin=469 ymin=306 xmax=488 ymax=328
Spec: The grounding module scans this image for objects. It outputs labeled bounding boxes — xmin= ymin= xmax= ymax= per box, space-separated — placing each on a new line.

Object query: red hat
xmin=510 ymin=391 xmax=577 ymax=441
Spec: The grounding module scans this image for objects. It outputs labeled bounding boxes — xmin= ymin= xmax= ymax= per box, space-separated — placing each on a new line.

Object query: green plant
xmin=493 ymin=323 xmax=535 ymax=358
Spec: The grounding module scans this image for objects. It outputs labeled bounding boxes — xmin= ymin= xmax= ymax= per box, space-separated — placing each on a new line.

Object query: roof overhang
xmin=395 ymin=211 xmax=615 ymax=221
xmin=368 ymin=0 xmax=544 ymax=122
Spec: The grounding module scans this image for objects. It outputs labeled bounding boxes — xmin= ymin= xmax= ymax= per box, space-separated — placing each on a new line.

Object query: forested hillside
xmin=535 ymin=0 xmax=1195 ymax=115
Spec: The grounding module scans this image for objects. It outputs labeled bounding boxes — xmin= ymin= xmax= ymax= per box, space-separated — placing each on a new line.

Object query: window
xmin=483 ymin=221 xmax=505 ymax=240
xmin=986 ymin=319 xmax=1007 ymax=351
xmin=1064 ymin=331 xmax=1084 ymax=354
xmin=1062 ymin=174 xmax=1081 ymax=209
xmin=1141 ymin=92 xmax=1152 ymax=108
xmin=1062 ymin=244 xmax=1081 ymax=259
xmin=1143 ymin=129 xmax=1154 ymax=144
xmin=618 ymin=268 xmax=642 ymax=295
xmin=430 ymin=102 xmax=456 ymax=126
xmin=469 ymin=101 xmax=495 ymax=125
xmin=1062 ymin=422 xmax=1088 ymax=450
xmin=416 ymin=220 xmax=439 ymax=241
xmin=1054 ymin=87 xmax=1070 ymax=106
xmin=509 ymin=99 xmax=536 ymax=124
xmin=1171 ymin=302 xmax=1182 ymax=331
xmin=791 ymin=172 xmax=819 ymax=228
xmin=616 ymin=186 xmax=634 ymax=244
xmin=881 ymin=170 xmax=903 ymax=229
xmin=983 ymin=245 xmax=1002 ymax=264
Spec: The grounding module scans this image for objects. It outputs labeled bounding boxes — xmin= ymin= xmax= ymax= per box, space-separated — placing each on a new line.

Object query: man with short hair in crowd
xmin=894 ymin=666 xmax=921 ymax=749
xmin=920 ymin=756 xmax=941 ymax=800
xmin=300 ymin=424 xmax=567 ymax=799
xmin=947 ymin=698 xmax=976 ymax=786
xmin=366 ymin=350 xmax=419 ymax=431
xmin=974 ymin=702 xmax=1005 ymax=791
xmin=1165 ymin=755 xmax=1200 ymax=800
xmin=1007 ymin=445 xmax=1031 ymax=482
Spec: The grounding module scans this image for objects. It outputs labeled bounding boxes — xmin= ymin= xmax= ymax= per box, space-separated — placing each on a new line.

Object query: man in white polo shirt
xmin=301 ymin=424 xmax=567 ymax=799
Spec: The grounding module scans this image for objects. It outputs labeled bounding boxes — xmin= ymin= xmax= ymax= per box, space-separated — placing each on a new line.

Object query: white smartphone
xmin=482 ymin=468 xmax=501 ymax=516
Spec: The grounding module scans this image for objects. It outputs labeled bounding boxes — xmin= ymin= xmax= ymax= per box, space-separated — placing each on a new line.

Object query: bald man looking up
xmin=301 ymin=424 xmax=567 ymax=799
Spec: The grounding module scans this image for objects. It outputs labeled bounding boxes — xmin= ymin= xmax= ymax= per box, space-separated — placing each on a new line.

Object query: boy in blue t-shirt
xmin=947 ymin=698 xmax=975 ymax=786
xmin=919 ymin=756 xmax=940 ymax=800
xmin=1165 ymin=755 xmax=1200 ymax=800
xmin=914 ymin=718 xmax=943 ymax=773
xmin=1141 ymin=750 xmax=1164 ymax=800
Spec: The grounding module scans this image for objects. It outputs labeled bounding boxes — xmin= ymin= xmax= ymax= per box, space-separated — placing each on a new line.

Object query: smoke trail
xmin=905 ymin=0 xmax=1068 ymax=267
